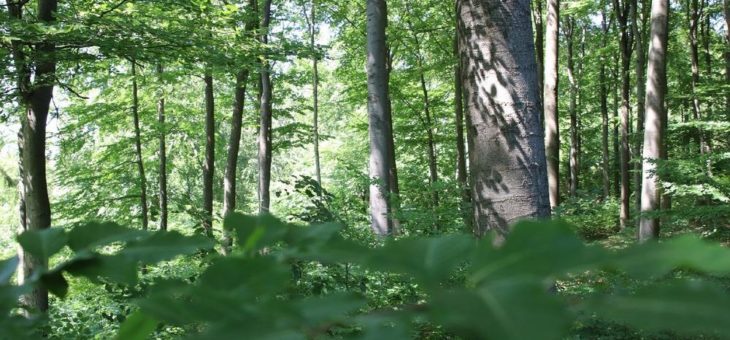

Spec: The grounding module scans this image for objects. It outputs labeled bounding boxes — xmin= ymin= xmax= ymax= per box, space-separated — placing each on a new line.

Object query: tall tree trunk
xmin=309 ymin=0 xmax=322 ymax=189
xmin=725 ymin=0 xmax=730 ymax=121
xmin=157 ymin=64 xmax=168 ymax=231
xmin=614 ymin=0 xmax=634 ymax=229
xmin=639 ymin=0 xmax=668 ymax=242
xmin=543 ymin=0 xmax=560 ymax=209
xmin=532 ymin=0 xmax=544 ymax=102
xmin=565 ymin=17 xmax=578 ymax=197
xmin=600 ymin=8 xmax=611 ymax=199
xmin=454 ymin=34 xmax=473 ymax=232
xmin=612 ymin=52 xmax=621 ymax=199
xmin=131 ymin=62 xmax=149 ymax=231
xmin=458 ymin=0 xmax=551 ymax=238
xmin=10 ymin=0 xmax=57 ymax=313
xmin=258 ymin=0 xmax=273 ymax=214
xmin=689 ymin=0 xmax=705 ymax=154
xmin=202 ymin=73 xmax=215 ymax=235
xmin=633 ymin=0 xmax=648 ymax=214
xmin=223 ymin=0 xmax=257 ymax=252
xmin=366 ymin=0 xmax=393 ymax=235
xmin=384 ymin=46 xmax=401 ymax=234
xmin=407 ymin=17 xmax=439 ymax=213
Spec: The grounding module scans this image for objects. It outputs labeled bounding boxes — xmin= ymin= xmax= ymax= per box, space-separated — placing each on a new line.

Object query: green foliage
xmin=6 ymin=216 xmax=730 ymax=339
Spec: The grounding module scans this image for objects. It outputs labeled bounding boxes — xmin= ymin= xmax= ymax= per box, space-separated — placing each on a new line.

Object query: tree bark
xmin=612 ymin=52 xmax=621 ymax=199
xmin=633 ymin=0 xmax=648 ymax=214
xmin=532 ymin=0 xmax=544 ymax=102
xmin=131 ymin=61 xmax=149 ymax=231
xmin=725 ymin=0 xmax=730 ymax=121
xmin=10 ymin=0 xmax=57 ymax=313
xmin=309 ymin=0 xmax=322 ymax=189
xmin=454 ymin=34 xmax=473 ymax=232
xmin=543 ymin=0 xmax=560 ymax=209
xmin=203 ymin=73 xmax=215 ymax=235
xmin=366 ymin=0 xmax=393 ymax=235
xmin=458 ymin=0 xmax=551 ymax=237
xmin=688 ymin=0 xmax=705 ymax=154
xmin=157 ymin=64 xmax=168 ymax=231
xmin=258 ymin=0 xmax=273 ymax=214
xmin=614 ymin=0 xmax=634 ymax=229
xmin=639 ymin=0 xmax=668 ymax=242
xmin=600 ymin=8 xmax=611 ymax=199
xmin=565 ymin=17 xmax=578 ymax=197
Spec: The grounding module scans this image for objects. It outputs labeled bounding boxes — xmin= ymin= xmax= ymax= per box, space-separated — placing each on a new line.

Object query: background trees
xmin=0 ymin=0 xmax=729 ymax=337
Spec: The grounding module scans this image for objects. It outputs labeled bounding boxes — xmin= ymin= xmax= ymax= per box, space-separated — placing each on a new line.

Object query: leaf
xmin=294 ymin=293 xmax=365 ymax=328
xmin=224 ymin=213 xmax=290 ymax=253
xmin=17 ymin=228 xmax=68 ymax=261
xmin=40 ymin=270 xmax=68 ymax=299
xmin=122 ymin=231 xmax=213 ymax=264
xmin=429 ymin=279 xmax=571 ymax=340
xmin=115 ymin=310 xmax=157 ymax=340
xmin=197 ymin=257 xmax=290 ymax=296
xmin=367 ymin=234 xmax=474 ymax=288
xmin=0 ymin=257 xmax=19 ymax=285
xmin=585 ymin=280 xmax=730 ymax=337
xmin=63 ymin=254 xmax=138 ymax=285
xmin=67 ymin=222 xmax=146 ymax=252
xmin=469 ymin=220 xmax=604 ymax=284
xmin=609 ymin=236 xmax=730 ymax=278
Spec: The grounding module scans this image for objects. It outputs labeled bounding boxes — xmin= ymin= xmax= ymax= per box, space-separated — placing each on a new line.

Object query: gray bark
xmin=457 ymin=0 xmax=551 ymax=237
xmin=600 ymin=9 xmax=611 ymax=199
xmin=565 ymin=18 xmax=578 ymax=197
xmin=258 ymin=0 xmax=273 ymax=213
xmin=366 ymin=0 xmax=394 ymax=235
xmin=543 ymin=0 xmax=560 ymax=209
xmin=639 ymin=0 xmax=668 ymax=242
xmin=633 ymin=0 xmax=648 ymax=214
xmin=614 ymin=0 xmax=634 ymax=229
xmin=309 ymin=0 xmax=322 ymax=189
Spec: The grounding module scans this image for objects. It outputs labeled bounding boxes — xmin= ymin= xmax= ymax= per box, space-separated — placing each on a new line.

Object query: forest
xmin=0 ymin=0 xmax=729 ymax=338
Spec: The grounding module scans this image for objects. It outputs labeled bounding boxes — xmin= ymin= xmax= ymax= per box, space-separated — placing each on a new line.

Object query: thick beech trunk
xmin=543 ymin=0 xmax=560 ymax=209
xmin=11 ymin=0 xmax=57 ymax=313
xmin=366 ymin=0 xmax=394 ymax=235
xmin=458 ymin=0 xmax=551 ymax=237
xmin=639 ymin=0 xmax=668 ymax=242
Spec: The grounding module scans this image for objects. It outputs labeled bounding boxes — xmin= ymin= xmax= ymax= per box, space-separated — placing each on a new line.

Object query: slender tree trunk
xmin=532 ymin=0 xmax=544 ymax=102
xmin=725 ymin=0 xmax=730 ymax=121
xmin=612 ymin=53 xmax=621 ymax=199
xmin=384 ymin=46 xmax=401 ymax=234
xmin=689 ymin=0 xmax=705 ymax=154
xmin=543 ymin=0 xmax=560 ymax=209
xmin=454 ymin=34 xmax=473 ymax=232
xmin=600 ymin=9 xmax=611 ymax=199
xmin=10 ymin=0 xmax=57 ymax=313
xmin=258 ymin=0 xmax=273 ymax=214
xmin=309 ymin=0 xmax=322 ymax=189
xmin=131 ymin=62 xmax=149 ymax=231
xmin=633 ymin=0 xmax=648 ymax=214
xmin=366 ymin=0 xmax=393 ymax=235
xmin=458 ymin=0 xmax=551 ymax=238
xmin=157 ymin=64 xmax=168 ymax=231
xmin=202 ymin=73 xmax=215 ymax=235
xmin=639 ymin=0 xmax=668 ymax=242
xmin=565 ymin=18 xmax=578 ymax=197
xmin=614 ymin=0 xmax=634 ymax=229
xmin=407 ymin=18 xmax=439 ymax=212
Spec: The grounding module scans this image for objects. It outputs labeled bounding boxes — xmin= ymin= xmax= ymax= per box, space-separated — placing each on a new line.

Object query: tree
xmin=543 ymin=0 xmax=560 ymax=209
xmin=639 ymin=0 xmax=668 ymax=242
xmin=203 ymin=72 xmax=215 ymax=235
xmin=131 ymin=61 xmax=150 ymax=232
xmin=454 ymin=33 xmax=472 ymax=232
xmin=613 ymin=0 xmax=634 ymax=229
xmin=9 ymin=0 xmax=58 ymax=312
xmin=366 ymin=0 xmax=394 ymax=235
xmin=157 ymin=64 xmax=168 ymax=231
xmin=457 ymin=0 xmax=551 ymax=237
xmin=258 ymin=0 xmax=274 ymax=213
xmin=305 ymin=0 xmax=323 ymax=189
xmin=565 ymin=17 xmax=579 ymax=197
xmin=600 ymin=5 xmax=611 ymax=199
